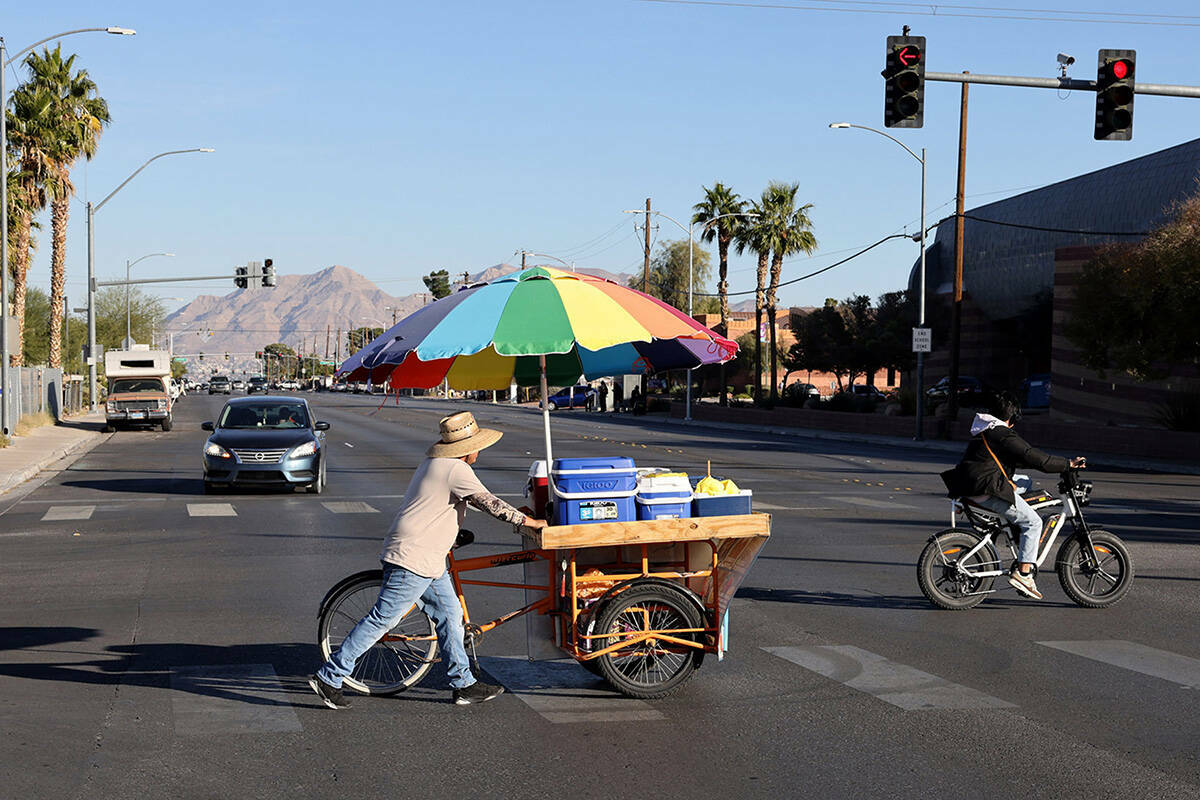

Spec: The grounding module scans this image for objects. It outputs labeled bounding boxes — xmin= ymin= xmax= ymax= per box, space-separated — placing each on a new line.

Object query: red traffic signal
xmin=1096 ymin=49 xmax=1135 ymax=141
xmin=884 ymin=35 xmax=925 ymax=128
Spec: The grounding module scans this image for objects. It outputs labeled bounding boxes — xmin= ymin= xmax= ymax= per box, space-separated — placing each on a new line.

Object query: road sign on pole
xmin=912 ymin=327 xmax=932 ymax=352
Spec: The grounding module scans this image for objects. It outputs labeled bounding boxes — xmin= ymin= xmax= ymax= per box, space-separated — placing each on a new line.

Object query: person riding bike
xmin=941 ymin=390 xmax=1085 ymax=600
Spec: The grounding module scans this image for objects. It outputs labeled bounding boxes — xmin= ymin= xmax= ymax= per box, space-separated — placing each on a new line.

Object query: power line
xmin=637 ymin=0 xmax=1200 ymax=27
xmin=957 ymin=213 xmax=1149 ymax=236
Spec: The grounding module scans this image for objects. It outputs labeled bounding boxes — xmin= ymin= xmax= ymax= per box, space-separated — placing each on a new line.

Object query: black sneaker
xmin=453 ymin=681 xmax=505 ymax=705
xmin=308 ymin=674 xmax=352 ymax=709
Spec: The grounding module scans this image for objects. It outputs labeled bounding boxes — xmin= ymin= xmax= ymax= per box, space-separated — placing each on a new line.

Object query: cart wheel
xmin=317 ymin=576 xmax=438 ymax=695
xmin=591 ymin=585 xmax=704 ymax=699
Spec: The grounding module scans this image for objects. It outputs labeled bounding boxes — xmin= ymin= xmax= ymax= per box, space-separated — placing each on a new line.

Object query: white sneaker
xmin=1008 ymin=568 xmax=1043 ymax=600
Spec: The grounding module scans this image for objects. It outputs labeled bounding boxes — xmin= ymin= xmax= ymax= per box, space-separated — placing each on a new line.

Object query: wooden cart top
xmin=527 ymin=512 xmax=771 ymax=550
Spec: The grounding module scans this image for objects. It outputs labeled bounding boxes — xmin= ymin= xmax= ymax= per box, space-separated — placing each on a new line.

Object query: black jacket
xmin=942 ymin=425 xmax=1070 ymax=504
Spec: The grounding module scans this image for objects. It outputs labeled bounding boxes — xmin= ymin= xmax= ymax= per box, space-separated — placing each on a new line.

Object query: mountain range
xmin=165 ymin=263 xmax=634 ymax=371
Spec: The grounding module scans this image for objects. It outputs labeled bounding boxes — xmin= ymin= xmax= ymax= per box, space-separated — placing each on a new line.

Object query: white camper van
xmin=104 ymin=346 xmax=174 ymax=432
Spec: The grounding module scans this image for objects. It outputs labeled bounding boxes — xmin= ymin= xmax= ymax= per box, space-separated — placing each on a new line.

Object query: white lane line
xmin=827 ymin=496 xmax=917 ymax=510
xmin=479 ymin=656 xmax=665 ymax=723
xmin=753 ymin=501 xmax=835 ymax=511
xmin=186 ymin=503 xmax=237 ymax=517
xmin=41 ymin=505 xmax=95 ymax=521
xmin=764 ymin=645 xmax=1015 ymax=711
xmin=321 ymin=501 xmax=379 ymax=514
xmin=171 ymin=664 xmax=302 ymax=735
xmin=1037 ymin=640 xmax=1200 ymax=689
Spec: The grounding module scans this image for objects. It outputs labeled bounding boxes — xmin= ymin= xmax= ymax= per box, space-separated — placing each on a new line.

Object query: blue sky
xmin=8 ymin=0 xmax=1200 ymax=317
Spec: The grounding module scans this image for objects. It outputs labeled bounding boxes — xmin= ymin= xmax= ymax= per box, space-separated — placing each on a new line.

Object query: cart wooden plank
xmin=530 ymin=513 xmax=771 ymax=550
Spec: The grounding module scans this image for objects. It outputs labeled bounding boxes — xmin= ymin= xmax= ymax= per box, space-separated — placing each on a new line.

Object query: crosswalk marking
xmin=1037 ymin=640 xmax=1200 ymax=689
xmin=764 ymin=645 xmax=1015 ymax=711
xmin=41 ymin=505 xmax=95 ymax=521
xmin=321 ymin=501 xmax=379 ymax=514
xmin=479 ymin=656 xmax=664 ymax=723
xmin=186 ymin=503 xmax=237 ymax=517
xmin=170 ymin=664 xmax=302 ymax=735
xmin=827 ymin=496 xmax=917 ymax=510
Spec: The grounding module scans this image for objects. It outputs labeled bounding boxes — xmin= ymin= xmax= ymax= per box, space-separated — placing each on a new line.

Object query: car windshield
xmin=219 ymin=403 xmax=309 ymax=429
xmin=110 ymin=378 xmax=162 ymax=393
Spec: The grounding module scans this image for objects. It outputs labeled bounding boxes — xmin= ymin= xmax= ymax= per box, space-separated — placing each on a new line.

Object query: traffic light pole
xmin=924 ymin=70 xmax=1200 ymax=98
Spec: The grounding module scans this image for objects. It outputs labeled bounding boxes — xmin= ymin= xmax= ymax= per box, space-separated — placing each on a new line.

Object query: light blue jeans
xmin=977 ymin=494 xmax=1043 ymax=565
xmin=317 ymin=564 xmax=476 ymax=690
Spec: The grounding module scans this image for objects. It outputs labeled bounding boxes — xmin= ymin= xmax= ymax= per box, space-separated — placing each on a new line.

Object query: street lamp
xmin=86 ymin=148 xmax=214 ymax=409
xmin=515 ymin=250 xmax=574 ymax=271
xmin=829 ymin=121 xmax=928 ymax=440
xmin=125 ymin=252 xmax=174 ymax=345
xmin=0 ymin=25 xmax=135 ymax=435
xmin=622 ymin=209 xmax=758 ymax=421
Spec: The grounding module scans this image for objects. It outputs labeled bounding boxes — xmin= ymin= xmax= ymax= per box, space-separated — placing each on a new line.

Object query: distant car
xmin=849 ymin=384 xmax=890 ymax=401
xmin=208 ymin=376 xmax=231 ymax=395
xmin=247 ymin=377 xmax=268 ymax=394
xmin=201 ymin=396 xmax=330 ymax=493
xmin=541 ymin=385 xmax=597 ymax=410
xmin=926 ymin=376 xmax=993 ymax=408
xmin=784 ymin=382 xmax=821 ymax=400
xmin=331 ymin=382 xmax=349 ymax=393
xmin=232 ymin=379 xmax=246 ymax=392
xmin=1021 ymin=373 xmax=1051 ymax=409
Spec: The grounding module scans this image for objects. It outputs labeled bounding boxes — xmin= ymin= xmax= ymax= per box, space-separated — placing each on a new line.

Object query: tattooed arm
xmin=466 ymin=492 xmax=526 ymax=525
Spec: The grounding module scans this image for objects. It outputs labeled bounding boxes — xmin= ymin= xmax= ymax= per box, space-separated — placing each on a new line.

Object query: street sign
xmin=912 ymin=327 xmax=931 ymax=352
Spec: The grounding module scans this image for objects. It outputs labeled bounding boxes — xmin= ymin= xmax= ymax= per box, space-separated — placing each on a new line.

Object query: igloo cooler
xmin=636 ymin=472 xmax=693 ymax=521
xmin=550 ymin=457 xmax=638 ymax=525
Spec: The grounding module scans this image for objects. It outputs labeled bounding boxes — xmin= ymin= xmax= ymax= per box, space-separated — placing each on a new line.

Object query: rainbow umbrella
xmin=337 ymin=266 xmax=737 ymax=465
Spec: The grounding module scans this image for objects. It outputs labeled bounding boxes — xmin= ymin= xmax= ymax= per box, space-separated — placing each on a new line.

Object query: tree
xmin=628 ymin=240 xmax=715 ymax=314
xmin=347 ymin=326 xmax=383 ymax=356
xmin=693 ymin=183 xmax=746 ymax=406
xmin=22 ymin=45 xmax=110 ymax=369
xmin=423 ymin=269 xmax=451 ymax=299
xmin=94 ymin=287 xmax=165 ymax=353
xmin=761 ymin=181 xmax=817 ymax=403
xmin=734 ymin=197 xmax=772 ymax=402
xmin=789 ymin=299 xmax=856 ymax=391
xmin=264 ymin=343 xmax=298 ymax=380
xmin=20 ymin=287 xmax=51 ymax=365
xmin=1066 ymin=191 xmax=1200 ymax=380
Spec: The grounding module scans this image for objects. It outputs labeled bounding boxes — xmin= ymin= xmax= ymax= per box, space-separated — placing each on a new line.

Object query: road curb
xmin=0 ymin=425 xmax=110 ymax=497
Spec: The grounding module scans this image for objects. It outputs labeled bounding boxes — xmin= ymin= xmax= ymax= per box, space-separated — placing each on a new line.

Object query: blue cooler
xmin=550 ymin=457 xmax=638 ymax=525
xmin=636 ymin=472 xmax=692 ymax=520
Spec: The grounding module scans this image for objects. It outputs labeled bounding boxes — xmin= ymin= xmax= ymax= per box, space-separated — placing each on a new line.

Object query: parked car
xmin=201 ymin=396 xmax=330 ymax=493
xmin=541 ymin=385 xmax=597 ymax=410
xmin=1021 ymin=373 xmax=1051 ymax=409
xmin=330 ymin=382 xmax=349 ymax=393
xmin=247 ymin=376 xmax=268 ymax=394
xmin=783 ymin=382 xmax=822 ymax=404
xmin=925 ymin=375 xmax=993 ymax=408
xmin=849 ymin=384 xmax=890 ymax=401
xmin=208 ymin=376 xmax=232 ymax=395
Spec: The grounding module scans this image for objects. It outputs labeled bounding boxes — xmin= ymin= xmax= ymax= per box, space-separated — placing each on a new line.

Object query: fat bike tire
xmin=1056 ymin=530 xmax=1134 ymax=609
xmin=917 ymin=529 xmax=996 ymax=610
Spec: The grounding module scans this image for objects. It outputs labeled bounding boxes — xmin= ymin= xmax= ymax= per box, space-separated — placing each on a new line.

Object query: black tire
xmin=161 ymin=417 xmax=173 ymax=432
xmin=306 ymin=458 xmax=325 ymax=494
xmin=591 ymin=584 xmax=704 ymax=699
xmin=317 ymin=576 xmax=437 ymax=695
xmin=547 ymin=401 xmax=557 ymax=411
xmin=1056 ymin=530 xmax=1133 ymax=608
xmin=917 ymin=529 xmax=997 ymax=610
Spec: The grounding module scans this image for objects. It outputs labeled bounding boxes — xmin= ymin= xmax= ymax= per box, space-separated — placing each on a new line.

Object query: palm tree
xmin=760 ymin=181 xmax=817 ymax=403
xmin=734 ymin=195 xmax=773 ymax=403
xmin=692 ymin=182 xmax=745 ymax=406
xmin=4 ymin=86 xmax=54 ymax=366
xmin=23 ymin=45 xmax=110 ymax=368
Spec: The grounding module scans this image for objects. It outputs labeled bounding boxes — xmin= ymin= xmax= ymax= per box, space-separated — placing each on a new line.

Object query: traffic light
xmin=255 ymin=351 xmax=263 ymax=359
xmin=199 ymin=353 xmax=204 ymax=361
xmin=224 ymin=352 xmax=230 ymax=361
xmin=1095 ymin=49 xmax=1135 ymax=140
xmin=235 ymin=265 xmax=248 ymax=289
xmin=262 ymin=258 xmax=276 ymax=288
xmin=884 ymin=35 xmax=925 ymax=128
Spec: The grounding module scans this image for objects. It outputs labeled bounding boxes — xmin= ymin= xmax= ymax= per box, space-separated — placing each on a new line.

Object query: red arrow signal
xmin=898 ymin=46 xmax=921 ymax=67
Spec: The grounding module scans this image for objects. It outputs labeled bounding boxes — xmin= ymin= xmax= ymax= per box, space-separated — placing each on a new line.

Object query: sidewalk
xmin=0 ymin=411 xmax=108 ymax=496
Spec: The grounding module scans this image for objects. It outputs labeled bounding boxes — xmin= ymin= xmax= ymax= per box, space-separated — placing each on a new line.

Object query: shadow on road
xmin=736 ymin=585 xmax=1076 ymax=610
xmin=0 ymin=626 xmax=100 ymax=652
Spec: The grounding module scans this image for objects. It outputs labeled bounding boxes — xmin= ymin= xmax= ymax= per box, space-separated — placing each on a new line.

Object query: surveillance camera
xmin=1057 ymin=53 xmax=1075 ymax=66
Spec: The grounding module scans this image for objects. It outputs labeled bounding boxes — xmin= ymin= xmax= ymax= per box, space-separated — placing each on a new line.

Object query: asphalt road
xmin=2 ymin=391 xmax=1199 ymax=799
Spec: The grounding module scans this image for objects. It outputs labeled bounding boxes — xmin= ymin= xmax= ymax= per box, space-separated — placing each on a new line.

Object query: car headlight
xmin=105 ymin=401 xmax=116 ymax=412
xmin=289 ymin=441 xmax=318 ymax=459
xmin=157 ymin=399 xmax=168 ymax=410
xmin=204 ymin=442 xmax=232 ymax=459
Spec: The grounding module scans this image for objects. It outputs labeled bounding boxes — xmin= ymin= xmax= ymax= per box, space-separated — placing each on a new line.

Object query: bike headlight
xmin=289 ymin=441 xmax=318 ymax=459
xmin=204 ymin=441 xmax=232 ymax=459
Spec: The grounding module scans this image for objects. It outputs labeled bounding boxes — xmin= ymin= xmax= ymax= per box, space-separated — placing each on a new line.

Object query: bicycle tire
xmin=1056 ymin=530 xmax=1133 ymax=608
xmin=317 ymin=576 xmax=438 ymax=695
xmin=917 ymin=529 xmax=997 ymax=610
xmin=592 ymin=584 xmax=703 ymax=699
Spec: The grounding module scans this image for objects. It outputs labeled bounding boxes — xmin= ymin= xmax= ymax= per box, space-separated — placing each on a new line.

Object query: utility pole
xmin=521 ymin=252 xmax=526 ymax=269
xmin=461 ymin=271 xmax=470 ymax=285
xmin=336 ymin=328 xmax=341 ymax=362
xmin=325 ymin=325 xmax=331 ymax=359
xmin=946 ymin=73 xmax=969 ymax=434
xmin=643 ymin=198 xmax=651 ymax=292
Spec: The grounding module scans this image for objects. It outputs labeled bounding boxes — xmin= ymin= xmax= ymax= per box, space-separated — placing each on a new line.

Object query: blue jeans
xmin=317 ymin=564 xmax=475 ymax=690
xmin=977 ymin=494 xmax=1043 ymax=564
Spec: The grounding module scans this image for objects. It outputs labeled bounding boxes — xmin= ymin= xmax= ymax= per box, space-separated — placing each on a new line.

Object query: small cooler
xmin=550 ymin=457 xmax=638 ymax=525
xmin=636 ymin=472 xmax=692 ymax=520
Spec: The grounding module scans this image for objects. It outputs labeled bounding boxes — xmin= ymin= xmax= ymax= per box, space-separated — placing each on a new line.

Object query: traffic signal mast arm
xmin=923 ymin=69 xmax=1200 ymax=98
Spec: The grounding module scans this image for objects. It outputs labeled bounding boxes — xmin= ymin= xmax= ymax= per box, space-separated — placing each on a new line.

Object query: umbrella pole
xmin=539 ymin=355 xmax=553 ymax=468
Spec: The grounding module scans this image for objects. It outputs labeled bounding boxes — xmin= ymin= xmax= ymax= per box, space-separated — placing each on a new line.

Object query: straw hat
xmin=427 ymin=411 xmax=503 ymax=458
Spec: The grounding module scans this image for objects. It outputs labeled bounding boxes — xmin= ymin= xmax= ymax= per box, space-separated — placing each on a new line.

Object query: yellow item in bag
xmin=695 ymin=475 xmax=724 ymax=496
xmin=719 ymin=478 xmax=740 ymax=495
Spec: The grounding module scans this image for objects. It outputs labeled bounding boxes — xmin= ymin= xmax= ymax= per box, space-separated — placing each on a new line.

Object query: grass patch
xmin=0 ymin=433 xmax=10 ymax=448
xmin=14 ymin=411 xmax=56 ymax=437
